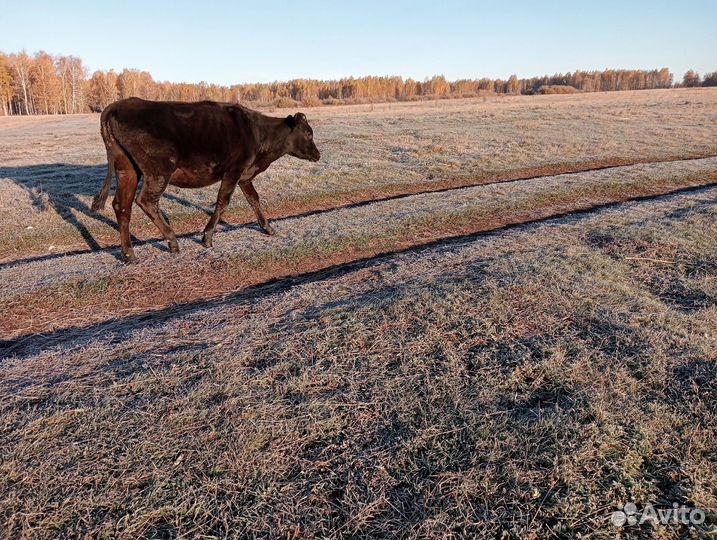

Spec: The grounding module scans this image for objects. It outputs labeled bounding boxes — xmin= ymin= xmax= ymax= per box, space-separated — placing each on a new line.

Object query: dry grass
xmin=0 ymin=87 xmax=715 ymax=540
xmin=537 ymin=85 xmax=580 ymax=94
xmin=2 ymin=158 xmax=714 ymax=339
xmin=0 ymin=88 xmax=715 ymax=259
xmin=1 ymin=189 xmax=714 ymax=539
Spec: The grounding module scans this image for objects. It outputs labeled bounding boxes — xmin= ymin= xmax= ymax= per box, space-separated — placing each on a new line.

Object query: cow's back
xmin=106 ymin=98 xmax=254 ymax=171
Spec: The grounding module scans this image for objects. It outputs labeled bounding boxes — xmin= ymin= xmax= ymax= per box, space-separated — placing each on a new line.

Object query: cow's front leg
xmin=203 ymin=176 xmax=238 ymax=247
xmin=239 ymin=181 xmax=275 ymax=235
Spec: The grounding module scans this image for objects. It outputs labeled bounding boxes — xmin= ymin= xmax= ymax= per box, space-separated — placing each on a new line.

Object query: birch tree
xmin=8 ymin=52 xmax=33 ymax=115
xmin=0 ymin=53 xmax=13 ymax=115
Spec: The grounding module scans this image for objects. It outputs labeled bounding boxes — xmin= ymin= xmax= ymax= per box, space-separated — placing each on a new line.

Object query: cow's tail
xmin=91 ymin=107 xmax=118 ymax=212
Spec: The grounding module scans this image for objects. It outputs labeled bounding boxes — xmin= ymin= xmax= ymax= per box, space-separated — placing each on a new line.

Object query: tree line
xmin=1 ymin=50 xmax=715 ymax=116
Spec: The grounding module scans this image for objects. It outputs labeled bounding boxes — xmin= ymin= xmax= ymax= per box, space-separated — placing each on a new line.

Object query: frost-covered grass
xmin=0 ymin=88 xmax=714 ymax=258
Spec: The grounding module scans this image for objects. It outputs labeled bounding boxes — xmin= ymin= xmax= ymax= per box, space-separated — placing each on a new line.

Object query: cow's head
xmin=285 ymin=113 xmax=320 ymax=162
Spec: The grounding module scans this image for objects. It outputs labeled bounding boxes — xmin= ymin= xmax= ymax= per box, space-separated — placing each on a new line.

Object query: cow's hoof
xmin=124 ymin=252 xmax=138 ymax=264
xmin=262 ymin=224 xmax=276 ymax=236
xmin=169 ymin=240 xmax=180 ymax=253
xmin=202 ymin=233 xmax=213 ymax=248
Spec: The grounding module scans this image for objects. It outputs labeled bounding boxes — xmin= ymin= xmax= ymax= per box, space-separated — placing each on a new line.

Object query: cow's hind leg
xmin=203 ymin=177 xmax=238 ymax=247
xmin=136 ymin=175 xmax=179 ymax=253
xmin=112 ymin=155 xmax=139 ymax=263
xmin=239 ymin=181 xmax=275 ymax=236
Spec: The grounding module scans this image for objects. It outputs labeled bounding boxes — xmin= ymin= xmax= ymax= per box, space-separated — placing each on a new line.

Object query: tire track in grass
xmin=2 ymin=153 xmax=714 ymax=268
xmin=2 ymin=158 xmax=715 ymax=340
xmin=2 ymin=180 xmax=716 ymax=358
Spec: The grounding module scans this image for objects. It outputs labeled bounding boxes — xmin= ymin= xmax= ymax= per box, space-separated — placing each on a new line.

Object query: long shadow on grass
xmin=3 ymin=155 xmax=715 ymax=270
xmin=1 ymin=164 xmax=119 ymax=250
xmin=2 ymin=183 xmax=716 ymax=360
xmin=0 ymin=164 xmax=212 ymax=262
xmin=0 ymin=163 xmax=265 ymax=268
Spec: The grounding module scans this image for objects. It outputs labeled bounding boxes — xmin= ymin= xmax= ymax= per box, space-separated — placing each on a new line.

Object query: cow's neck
xmin=254 ymin=116 xmax=291 ymax=168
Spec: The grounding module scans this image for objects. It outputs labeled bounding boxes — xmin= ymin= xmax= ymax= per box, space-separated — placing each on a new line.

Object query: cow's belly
xmin=168 ymin=166 xmax=220 ymax=188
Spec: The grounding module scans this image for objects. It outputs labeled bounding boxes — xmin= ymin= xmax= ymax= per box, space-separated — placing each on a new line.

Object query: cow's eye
xmin=308 ymin=132 xmax=313 ymax=139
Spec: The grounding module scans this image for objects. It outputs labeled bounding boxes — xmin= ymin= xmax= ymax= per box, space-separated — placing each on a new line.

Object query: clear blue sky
xmin=1 ymin=0 xmax=715 ymax=84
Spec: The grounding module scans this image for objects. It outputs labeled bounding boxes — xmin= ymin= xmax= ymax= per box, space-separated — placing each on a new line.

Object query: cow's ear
xmin=285 ymin=114 xmax=297 ymax=129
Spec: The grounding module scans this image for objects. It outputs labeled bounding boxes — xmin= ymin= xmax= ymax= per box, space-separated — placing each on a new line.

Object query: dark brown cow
xmin=91 ymin=97 xmax=320 ymax=262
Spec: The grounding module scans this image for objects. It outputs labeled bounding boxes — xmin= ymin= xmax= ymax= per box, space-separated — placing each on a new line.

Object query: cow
xmin=91 ymin=97 xmax=320 ymax=263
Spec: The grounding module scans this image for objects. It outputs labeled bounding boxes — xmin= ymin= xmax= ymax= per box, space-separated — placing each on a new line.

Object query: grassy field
xmin=0 ymin=88 xmax=715 ymax=260
xmin=1 ymin=156 xmax=715 ymax=339
xmin=1 ymin=88 xmax=716 ymax=539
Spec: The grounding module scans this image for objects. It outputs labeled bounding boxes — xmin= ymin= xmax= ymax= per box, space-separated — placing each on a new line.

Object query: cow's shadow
xmin=1 ymin=163 xmax=213 ymax=256
xmin=2 ymin=164 xmax=118 ymax=251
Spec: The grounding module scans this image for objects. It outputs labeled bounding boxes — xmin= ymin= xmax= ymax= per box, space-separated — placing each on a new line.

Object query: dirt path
xmin=1 ymin=157 xmax=715 ymax=343
xmin=4 ymin=184 xmax=715 ymax=362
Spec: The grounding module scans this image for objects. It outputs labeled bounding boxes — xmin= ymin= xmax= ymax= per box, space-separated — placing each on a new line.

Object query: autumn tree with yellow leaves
xmin=0 ymin=50 xmax=690 ymax=115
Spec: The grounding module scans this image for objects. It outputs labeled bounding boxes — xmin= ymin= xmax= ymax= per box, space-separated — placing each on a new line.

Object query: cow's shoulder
xmin=220 ymin=102 xmax=254 ymax=123
xmin=219 ymin=103 xmax=266 ymax=139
